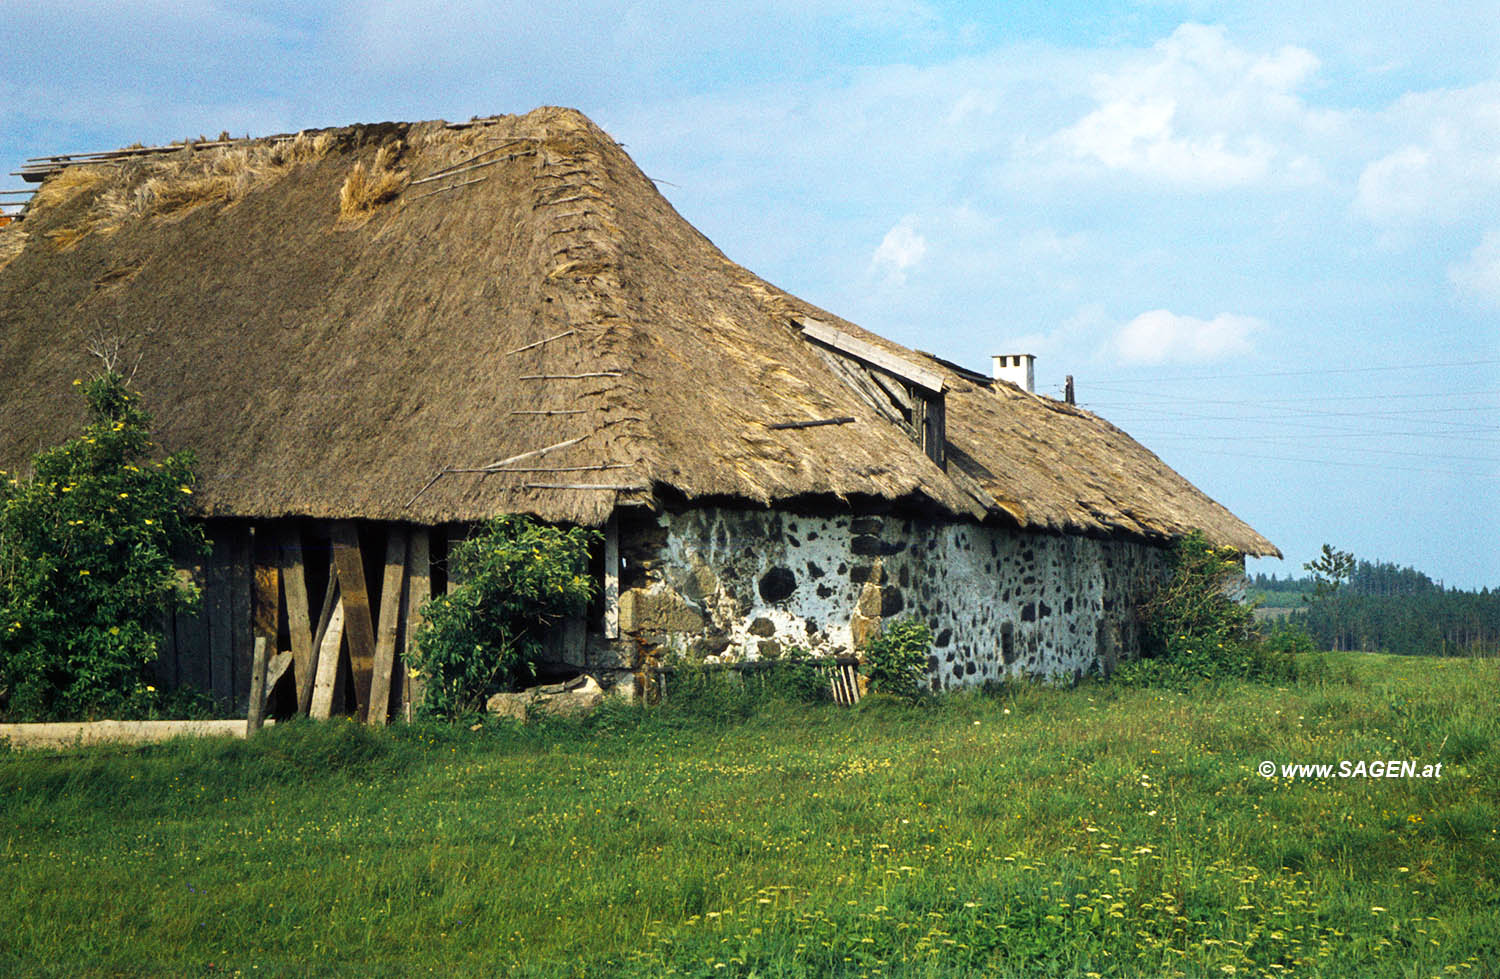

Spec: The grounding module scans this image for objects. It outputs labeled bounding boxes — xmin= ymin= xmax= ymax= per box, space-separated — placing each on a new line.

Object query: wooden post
xmin=1065 ymin=375 xmax=1075 ymax=405
xmin=603 ymin=511 xmax=619 ymax=639
xmin=278 ymin=526 xmax=315 ymax=714
xmin=368 ymin=527 xmax=408 ymax=727
xmin=401 ymin=529 xmax=432 ymax=721
xmin=247 ymin=636 xmax=269 ymax=736
xmin=309 ymin=601 xmax=345 ymax=720
xmin=330 ymin=521 xmax=378 ymax=721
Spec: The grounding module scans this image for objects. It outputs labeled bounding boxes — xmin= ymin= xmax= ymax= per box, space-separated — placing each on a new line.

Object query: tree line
xmin=1252 ymin=548 xmax=1500 ymax=656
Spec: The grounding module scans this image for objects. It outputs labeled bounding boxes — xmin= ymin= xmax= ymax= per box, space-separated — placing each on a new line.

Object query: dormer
xmin=795 ymin=318 xmax=946 ymax=468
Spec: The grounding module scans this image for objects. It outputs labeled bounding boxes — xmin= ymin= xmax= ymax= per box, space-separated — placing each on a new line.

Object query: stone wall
xmin=613 ymin=505 xmax=1169 ymax=689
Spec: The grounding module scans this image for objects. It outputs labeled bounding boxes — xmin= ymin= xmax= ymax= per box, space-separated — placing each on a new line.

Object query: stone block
xmin=619 ymin=587 xmax=704 ymax=634
xmin=857 ymin=581 xmax=884 ymax=618
xmin=748 ymin=616 xmax=776 ymax=637
xmin=487 ymin=674 xmax=604 ymax=721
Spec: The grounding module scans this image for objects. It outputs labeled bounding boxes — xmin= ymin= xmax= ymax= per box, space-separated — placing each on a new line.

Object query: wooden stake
xmin=331 ymin=521 xmax=378 ymax=722
xmin=767 ymin=416 xmax=856 ymax=431
xmin=504 ymin=329 xmax=575 ymax=356
xmin=368 ymin=527 xmax=408 ymax=727
xmin=247 ymin=636 xmax=269 ymax=736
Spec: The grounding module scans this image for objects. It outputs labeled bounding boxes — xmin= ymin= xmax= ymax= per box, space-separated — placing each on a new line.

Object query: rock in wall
xmin=613 ymin=505 xmax=1169 ymax=688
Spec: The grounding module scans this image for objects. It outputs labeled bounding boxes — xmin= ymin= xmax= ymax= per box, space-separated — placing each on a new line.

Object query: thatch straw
xmin=338 ymin=143 xmax=408 ymax=222
xmin=0 ymin=107 xmax=1277 ymax=556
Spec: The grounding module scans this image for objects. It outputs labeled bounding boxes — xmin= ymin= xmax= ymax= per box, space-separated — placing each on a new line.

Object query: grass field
xmin=2 ymin=652 xmax=1496 ymax=977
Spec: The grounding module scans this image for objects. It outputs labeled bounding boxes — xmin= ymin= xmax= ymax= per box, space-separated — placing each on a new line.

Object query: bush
xmin=1120 ymin=532 xmax=1310 ymax=689
xmin=408 ymin=514 xmax=597 ymax=721
xmin=0 ymin=372 xmax=206 ymax=720
xmin=861 ymin=617 xmax=932 ymax=701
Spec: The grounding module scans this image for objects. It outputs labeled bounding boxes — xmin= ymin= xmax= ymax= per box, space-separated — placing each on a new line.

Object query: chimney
xmin=991 ymin=353 xmax=1035 ymax=393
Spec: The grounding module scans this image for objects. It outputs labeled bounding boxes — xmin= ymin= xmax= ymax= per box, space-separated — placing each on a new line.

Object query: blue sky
xmin=3 ymin=1 xmax=1497 ymax=586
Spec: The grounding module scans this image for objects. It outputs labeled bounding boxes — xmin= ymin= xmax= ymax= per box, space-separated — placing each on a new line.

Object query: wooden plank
xmin=447 ymin=526 xmax=469 ymax=588
xmin=368 ymin=527 xmax=408 ymax=727
xmin=798 ymin=318 xmax=945 ymax=393
xmin=247 ymin=637 xmax=269 ymax=736
xmin=174 ymin=559 xmax=210 ymax=694
xmin=265 ymin=651 xmax=293 ymax=693
xmin=251 ymin=527 xmax=280 ymax=659
xmin=299 ymin=563 xmax=339 ymax=714
xmin=207 ymin=532 xmax=234 ymax=704
xmin=278 ymin=526 xmax=315 ymax=713
xmin=229 ymin=526 xmax=254 ymax=714
xmin=401 ymin=529 xmax=432 ymax=721
xmin=309 ymin=602 xmax=345 ymax=720
xmin=603 ymin=512 xmax=619 ymax=640
xmin=330 ymin=521 xmax=378 ymax=721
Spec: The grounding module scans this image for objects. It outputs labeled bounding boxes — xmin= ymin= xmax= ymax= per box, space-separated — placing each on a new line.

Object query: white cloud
xmin=1449 ymin=231 xmax=1500 ymax=308
xmin=1111 ymin=309 xmax=1264 ymax=364
xmin=1354 ymin=82 xmax=1500 ymax=225
xmin=1052 ymin=23 xmax=1324 ymax=189
xmin=871 ymin=218 xmax=928 ymax=284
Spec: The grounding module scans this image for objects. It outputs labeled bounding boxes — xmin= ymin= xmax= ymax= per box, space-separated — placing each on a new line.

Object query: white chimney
xmin=992 ymin=353 xmax=1035 ymax=393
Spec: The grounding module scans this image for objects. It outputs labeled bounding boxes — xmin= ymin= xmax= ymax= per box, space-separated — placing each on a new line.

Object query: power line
xmin=1092 ymin=357 xmax=1500 ymax=385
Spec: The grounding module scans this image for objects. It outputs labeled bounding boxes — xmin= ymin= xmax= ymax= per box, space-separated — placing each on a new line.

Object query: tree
xmin=0 ymin=372 xmax=206 ymax=719
xmin=1303 ymin=544 xmax=1357 ymax=650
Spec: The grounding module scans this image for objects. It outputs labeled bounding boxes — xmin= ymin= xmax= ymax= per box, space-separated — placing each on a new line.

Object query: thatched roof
xmin=0 ymin=107 xmax=1277 ymax=556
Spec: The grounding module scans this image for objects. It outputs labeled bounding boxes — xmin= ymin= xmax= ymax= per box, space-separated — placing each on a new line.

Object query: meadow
xmin=2 ymin=651 xmax=1496 ymax=978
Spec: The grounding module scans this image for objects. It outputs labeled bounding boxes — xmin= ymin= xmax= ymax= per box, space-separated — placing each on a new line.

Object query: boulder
xmin=487 ymin=674 xmax=604 ymax=721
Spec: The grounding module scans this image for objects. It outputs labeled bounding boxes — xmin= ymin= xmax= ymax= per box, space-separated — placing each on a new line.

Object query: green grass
xmin=2 ymin=652 xmax=1497 ymax=977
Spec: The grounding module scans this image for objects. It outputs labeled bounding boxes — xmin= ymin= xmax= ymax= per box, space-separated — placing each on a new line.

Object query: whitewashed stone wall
xmin=614 ymin=506 xmax=1169 ymax=689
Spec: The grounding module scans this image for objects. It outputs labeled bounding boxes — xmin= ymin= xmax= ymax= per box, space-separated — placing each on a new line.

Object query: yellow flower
xmin=79 ymin=570 xmax=90 ymax=576
xmin=180 ymin=486 xmax=192 ymax=494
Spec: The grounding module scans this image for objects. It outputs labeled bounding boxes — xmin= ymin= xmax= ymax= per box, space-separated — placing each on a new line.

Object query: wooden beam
xmin=309 ymin=601 xmax=345 ymax=721
xmin=278 ymin=526 xmax=315 ymax=714
xmin=368 ymin=527 xmax=408 ymax=727
xmin=767 ymin=416 xmax=856 ymax=431
xmin=603 ymin=512 xmax=619 ymax=640
xmin=330 ymin=521 xmax=378 ymax=722
xmin=401 ymin=529 xmax=432 ymax=721
xmin=798 ymin=318 xmax=945 ymax=394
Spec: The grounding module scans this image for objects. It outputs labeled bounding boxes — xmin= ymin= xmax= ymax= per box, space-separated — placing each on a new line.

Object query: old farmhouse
xmin=0 ymin=107 xmax=1278 ymax=720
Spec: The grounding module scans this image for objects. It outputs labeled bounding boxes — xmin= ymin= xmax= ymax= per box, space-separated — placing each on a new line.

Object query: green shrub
xmin=1120 ymin=532 xmax=1313 ymax=689
xmin=408 ymin=514 xmax=597 ymax=721
xmin=763 ymin=646 xmax=830 ymax=705
xmin=860 ymin=617 xmax=932 ymax=701
xmin=0 ymin=372 xmax=206 ymax=720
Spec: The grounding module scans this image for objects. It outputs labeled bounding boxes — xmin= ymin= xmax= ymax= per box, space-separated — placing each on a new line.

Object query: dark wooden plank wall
xmin=157 ymin=519 xmax=439 ymax=720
